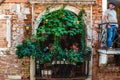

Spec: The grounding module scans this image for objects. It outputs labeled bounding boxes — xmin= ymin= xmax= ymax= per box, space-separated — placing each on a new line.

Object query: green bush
xmin=16 ymin=7 xmax=92 ymax=64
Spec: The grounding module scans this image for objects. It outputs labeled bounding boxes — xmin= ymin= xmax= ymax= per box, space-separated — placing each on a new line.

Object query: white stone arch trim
xmin=33 ymin=5 xmax=92 ymax=40
xmin=31 ymin=5 xmax=93 ymax=80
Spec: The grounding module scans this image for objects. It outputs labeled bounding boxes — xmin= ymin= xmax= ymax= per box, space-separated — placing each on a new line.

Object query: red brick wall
xmin=92 ymin=2 xmax=102 ymax=80
xmin=5 ymin=0 xmax=28 ymax=3
xmin=0 ymin=2 xmax=102 ymax=80
xmin=0 ymin=19 xmax=7 ymax=48
xmin=33 ymin=3 xmax=102 ymax=80
xmin=0 ymin=2 xmax=31 ymax=80
xmin=92 ymin=0 xmax=120 ymax=80
xmin=1 ymin=0 xmax=120 ymax=80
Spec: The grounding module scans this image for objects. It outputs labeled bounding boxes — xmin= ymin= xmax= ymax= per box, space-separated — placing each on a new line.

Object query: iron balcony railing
xmin=35 ymin=59 xmax=90 ymax=79
xmin=98 ymin=22 xmax=120 ymax=49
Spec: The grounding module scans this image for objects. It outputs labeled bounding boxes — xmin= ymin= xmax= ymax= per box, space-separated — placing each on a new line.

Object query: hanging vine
xmin=16 ymin=7 xmax=92 ymax=64
xmin=78 ymin=9 xmax=86 ymax=52
xmin=36 ymin=8 xmax=85 ymax=47
xmin=36 ymin=8 xmax=88 ymax=63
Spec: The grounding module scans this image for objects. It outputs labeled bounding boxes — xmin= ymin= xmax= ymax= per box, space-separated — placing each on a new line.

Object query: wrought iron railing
xmin=98 ymin=22 xmax=120 ymax=49
xmin=35 ymin=59 xmax=90 ymax=78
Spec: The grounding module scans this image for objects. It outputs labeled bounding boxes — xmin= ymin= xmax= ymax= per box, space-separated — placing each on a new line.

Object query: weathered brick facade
xmin=0 ymin=0 xmax=120 ymax=80
xmin=0 ymin=0 xmax=31 ymax=80
xmin=0 ymin=19 xmax=7 ymax=48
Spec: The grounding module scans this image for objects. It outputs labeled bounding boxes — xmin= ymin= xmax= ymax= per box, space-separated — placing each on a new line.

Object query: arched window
xmin=35 ymin=9 xmax=91 ymax=78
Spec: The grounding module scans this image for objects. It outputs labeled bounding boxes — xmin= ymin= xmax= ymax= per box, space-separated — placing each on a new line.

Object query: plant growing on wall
xmin=36 ymin=7 xmax=88 ymax=63
xmin=37 ymin=8 xmax=85 ymax=47
xmin=16 ymin=39 xmax=41 ymax=59
xmin=16 ymin=6 xmax=91 ymax=64
xmin=78 ymin=9 xmax=86 ymax=52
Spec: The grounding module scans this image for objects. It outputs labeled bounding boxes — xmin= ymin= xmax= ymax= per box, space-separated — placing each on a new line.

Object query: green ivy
xmin=36 ymin=9 xmax=85 ymax=46
xmin=16 ymin=39 xmax=41 ymax=59
xmin=78 ymin=9 xmax=86 ymax=51
xmin=16 ymin=7 xmax=92 ymax=64
xmin=36 ymin=8 xmax=87 ymax=63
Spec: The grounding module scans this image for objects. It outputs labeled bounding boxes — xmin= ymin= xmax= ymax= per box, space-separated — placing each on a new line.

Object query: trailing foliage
xmin=78 ymin=9 xmax=86 ymax=51
xmin=66 ymin=50 xmax=83 ymax=63
xmin=36 ymin=9 xmax=85 ymax=46
xmin=16 ymin=39 xmax=41 ymax=59
xmin=16 ymin=7 xmax=92 ymax=64
xmin=36 ymin=8 xmax=88 ymax=63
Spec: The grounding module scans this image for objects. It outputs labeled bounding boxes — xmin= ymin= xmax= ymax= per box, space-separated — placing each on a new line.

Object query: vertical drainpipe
xmin=32 ymin=3 xmax=35 ymax=34
xmin=102 ymin=0 xmax=107 ymax=15
xmin=90 ymin=4 xmax=93 ymax=80
xmin=6 ymin=16 xmax=11 ymax=48
xmin=86 ymin=4 xmax=93 ymax=80
xmin=101 ymin=0 xmax=107 ymax=23
xmin=30 ymin=3 xmax=35 ymax=80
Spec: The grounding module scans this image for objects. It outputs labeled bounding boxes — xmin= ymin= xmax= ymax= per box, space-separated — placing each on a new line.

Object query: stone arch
xmin=33 ymin=5 xmax=80 ymax=34
xmin=31 ymin=5 xmax=92 ymax=80
xmin=33 ymin=5 xmax=92 ymax=41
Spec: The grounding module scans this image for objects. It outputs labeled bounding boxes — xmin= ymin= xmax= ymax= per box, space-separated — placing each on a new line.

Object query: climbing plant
xmin=16 ymin=7 xmax=92 ymax=64
xmin=78 ymin=9 xmax=86 ymax=51
xmin=36 ymin=7 xmax=88 ymax=63
xmin=16 ymin=39 xmax=41 ymax=59
xmin=37 ymin=8 xmax=85 ymax=48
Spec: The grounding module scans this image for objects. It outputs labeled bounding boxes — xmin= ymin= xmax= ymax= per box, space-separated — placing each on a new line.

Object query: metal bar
xmin=35 ymin=60 xmax=90 ymax=78
xmin=86 ymin=60 xmax=89 ymax=77
xmin=98 ymin=22 xmax=120 ymax=49
xmin=99 ymin=22 xmax=119 ymax=25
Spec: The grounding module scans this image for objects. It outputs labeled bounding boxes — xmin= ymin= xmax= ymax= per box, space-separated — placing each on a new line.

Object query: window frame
xmin=0 ymin=14 xmax=11 ymax=50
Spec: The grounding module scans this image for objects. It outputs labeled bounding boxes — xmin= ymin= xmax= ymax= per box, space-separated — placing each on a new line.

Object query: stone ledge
xmin=5 ymin=0 xmax=28 ymax=3
xmin=36 ymin=77 xmax=85 ymax=80
xmin=8 ymin=75 xmax=21 ymax=80
xmin=29 ymin=0 xmax=95 ymax=5
xmin=98 ymin=49 xmax=120 ymax=54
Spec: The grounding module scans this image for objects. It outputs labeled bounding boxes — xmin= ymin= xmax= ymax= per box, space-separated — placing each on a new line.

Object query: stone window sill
xmin=8 ymin=75 xmax=21 ymax=80
xmin=0 ymin=48 xmax=8 ymax=50
xmin=98 ymin=49 xmax=120 ymax=54
xmin=98 ymin=49 xmax=120 ymax=66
